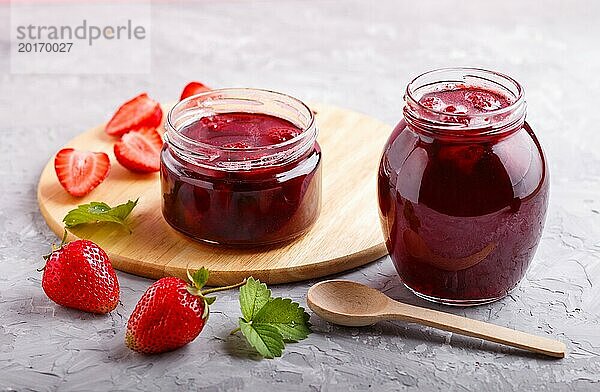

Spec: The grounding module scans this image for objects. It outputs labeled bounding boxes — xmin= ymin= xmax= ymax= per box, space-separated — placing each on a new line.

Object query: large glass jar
xmin=161 ymin=88 xmax=321 ymax=247
xmin=378 ymin=68 xmax=549 ymax=305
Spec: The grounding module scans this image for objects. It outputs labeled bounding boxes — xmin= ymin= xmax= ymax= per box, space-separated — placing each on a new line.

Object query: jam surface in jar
xmin=162 ymin=91 xmax=321 ymax=247
xmin=378 ymin=70 xmax=548 ymax=305
xmin=180 ymin=112 xmax=301 ymax=149
xmin=419 ymin=86 xmax=513 ymax=116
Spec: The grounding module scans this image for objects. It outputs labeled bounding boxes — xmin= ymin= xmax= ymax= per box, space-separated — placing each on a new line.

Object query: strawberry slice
xmin=114 ymin=128 xmax=163 ymax=173
xmin=54 ymin=148 xmax=111 ymax=197
xmin=180 ymin=82 xmax=211 ymax=100
xmin=105 ymin=93 xmax=163 ymax=137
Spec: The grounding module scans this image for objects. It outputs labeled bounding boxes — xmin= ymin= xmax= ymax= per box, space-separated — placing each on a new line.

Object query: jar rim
xmin=404 ymin=67 xmax=527 ymax=137
xmin=406 ymin=67 xmax=525 ymax=118
xmin=166 ymin=87 xmax=316 ymax=153
xmin=164 ymin=88 xmax=318 ymax=171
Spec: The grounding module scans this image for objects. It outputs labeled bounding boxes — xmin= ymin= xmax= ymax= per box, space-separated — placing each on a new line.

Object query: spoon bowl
xmin=307 ymin=280 xmax=391 ymax=326
xmin=307 ymin=279 xmax=566 ymax=358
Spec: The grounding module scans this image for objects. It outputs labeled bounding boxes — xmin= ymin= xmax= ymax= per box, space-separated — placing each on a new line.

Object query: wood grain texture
xmin=37 ymin=103 xmax=389 ymax=285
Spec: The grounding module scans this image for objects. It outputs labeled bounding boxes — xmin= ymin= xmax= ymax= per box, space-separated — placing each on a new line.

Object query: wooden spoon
xmin=307 ymin=280 xmax=565 ymax=358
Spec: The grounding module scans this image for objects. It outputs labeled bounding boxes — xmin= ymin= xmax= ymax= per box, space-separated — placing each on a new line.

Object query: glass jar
xmin=378 ymin=68 xmax=549 ymax=305
xmin=161 ymin=88 xmax=322 ymax=247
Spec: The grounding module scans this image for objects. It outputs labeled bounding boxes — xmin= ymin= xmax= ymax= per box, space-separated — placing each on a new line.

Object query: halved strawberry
xmin=114 ymin=128 xmax=163 ymax=173
xmin=180 ymin=82 xmax=211 ymax=101
xmin=105 ymin=93 xmax=163 ymax=137
xmin=54 ymin=148 xmax=111 ymax=197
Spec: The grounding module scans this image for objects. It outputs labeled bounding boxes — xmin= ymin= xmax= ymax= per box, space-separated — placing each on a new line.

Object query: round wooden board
xmin=37 ymin=102 xmax=390 ymax=285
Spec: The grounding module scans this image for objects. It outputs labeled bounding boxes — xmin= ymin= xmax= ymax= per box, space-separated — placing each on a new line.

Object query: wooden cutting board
xmin=37 ymin=102 xmax=390 ymax=285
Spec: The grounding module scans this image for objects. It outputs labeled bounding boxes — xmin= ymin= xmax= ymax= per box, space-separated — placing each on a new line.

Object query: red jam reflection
xmin=378 ymin=80 xmax=548 ymax=305
xmin=161 ymin=111 xmax=321 ymax=247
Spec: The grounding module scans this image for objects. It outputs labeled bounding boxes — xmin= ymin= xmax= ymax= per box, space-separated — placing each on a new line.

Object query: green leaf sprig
xmin=233 ymin=277 xmax=311 ymax=358
xmin=62 ymin=199 xmax=138 ymax=231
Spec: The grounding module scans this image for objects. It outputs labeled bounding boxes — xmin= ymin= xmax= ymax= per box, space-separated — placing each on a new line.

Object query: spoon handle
xmin=386 ymin=300 xmax=565 ymax=358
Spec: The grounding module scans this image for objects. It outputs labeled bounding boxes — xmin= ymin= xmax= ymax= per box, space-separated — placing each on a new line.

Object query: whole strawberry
xmin=126 ymin=268 xmax=243 ymax=354
xmin=42 ymin=237 xmax=120 ymax=314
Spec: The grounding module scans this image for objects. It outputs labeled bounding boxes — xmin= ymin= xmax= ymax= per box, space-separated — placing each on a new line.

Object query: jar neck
xmin=165 ymin=88 xmax=317 ymax=171
xmin=403 ymin=68 xmax=527 ymax=141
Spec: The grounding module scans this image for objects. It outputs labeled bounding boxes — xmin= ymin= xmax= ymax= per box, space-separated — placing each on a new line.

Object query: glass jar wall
xmin=162 ymin=88 xmax=322 ymax=247
xmin=378 ymin=68 xmax=549 ymax=305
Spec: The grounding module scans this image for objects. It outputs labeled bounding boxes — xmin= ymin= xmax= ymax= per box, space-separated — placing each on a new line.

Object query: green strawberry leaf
xmin=188 ymin=268 xmax=210 ymax=290
xmin=62 ymin=199 xmax=138 ymax=231
xmin=253 ymin=298 xmax=311 ymax=342
xmin=239 ymin=319 xmax=284 ymax=359
xmin=239 ymin=277 xmax=271 ymax=321
xmin=235 ymin=278 xmax=312 ymax=358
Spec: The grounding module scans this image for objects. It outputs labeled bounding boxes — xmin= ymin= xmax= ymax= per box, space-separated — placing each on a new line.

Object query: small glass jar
xmin=161 ymin=88 xmax=322 ymax=247
xmin=378 ymin=68 xmax=549 ymax=305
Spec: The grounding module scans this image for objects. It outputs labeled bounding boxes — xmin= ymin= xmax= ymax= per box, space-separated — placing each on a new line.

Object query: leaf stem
xmin=230 ymin=327 xmax=241 ymax=335
xmin=60 ymin=229 xmax=69 ymax=246
xmin=201 ymin=279 xmax=247 ymax=296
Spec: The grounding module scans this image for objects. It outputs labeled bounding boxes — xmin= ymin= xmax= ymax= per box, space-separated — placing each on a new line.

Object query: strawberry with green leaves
xmin=126 ymin=268 xmax=244 ymax=354
xmin=42 ymin=234 xmax=120 ymax=314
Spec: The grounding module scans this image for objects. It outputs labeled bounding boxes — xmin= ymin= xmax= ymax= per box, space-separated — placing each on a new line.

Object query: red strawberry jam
xmin=161 ymin=89 xmax=321 ymax=247
xmin=378 ymin=68 xmax=549 ymax=305
xmin=180 ymin=113 xmax=301 ymax=148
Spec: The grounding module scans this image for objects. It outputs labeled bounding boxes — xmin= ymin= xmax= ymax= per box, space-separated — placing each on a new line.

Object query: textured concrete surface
xmin=1 ymin=1 xmax=600 ymax=390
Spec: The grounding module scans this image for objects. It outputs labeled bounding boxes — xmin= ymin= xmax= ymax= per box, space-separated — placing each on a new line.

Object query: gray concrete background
xmin=1 ymin=0 xmax=599 ymax=390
